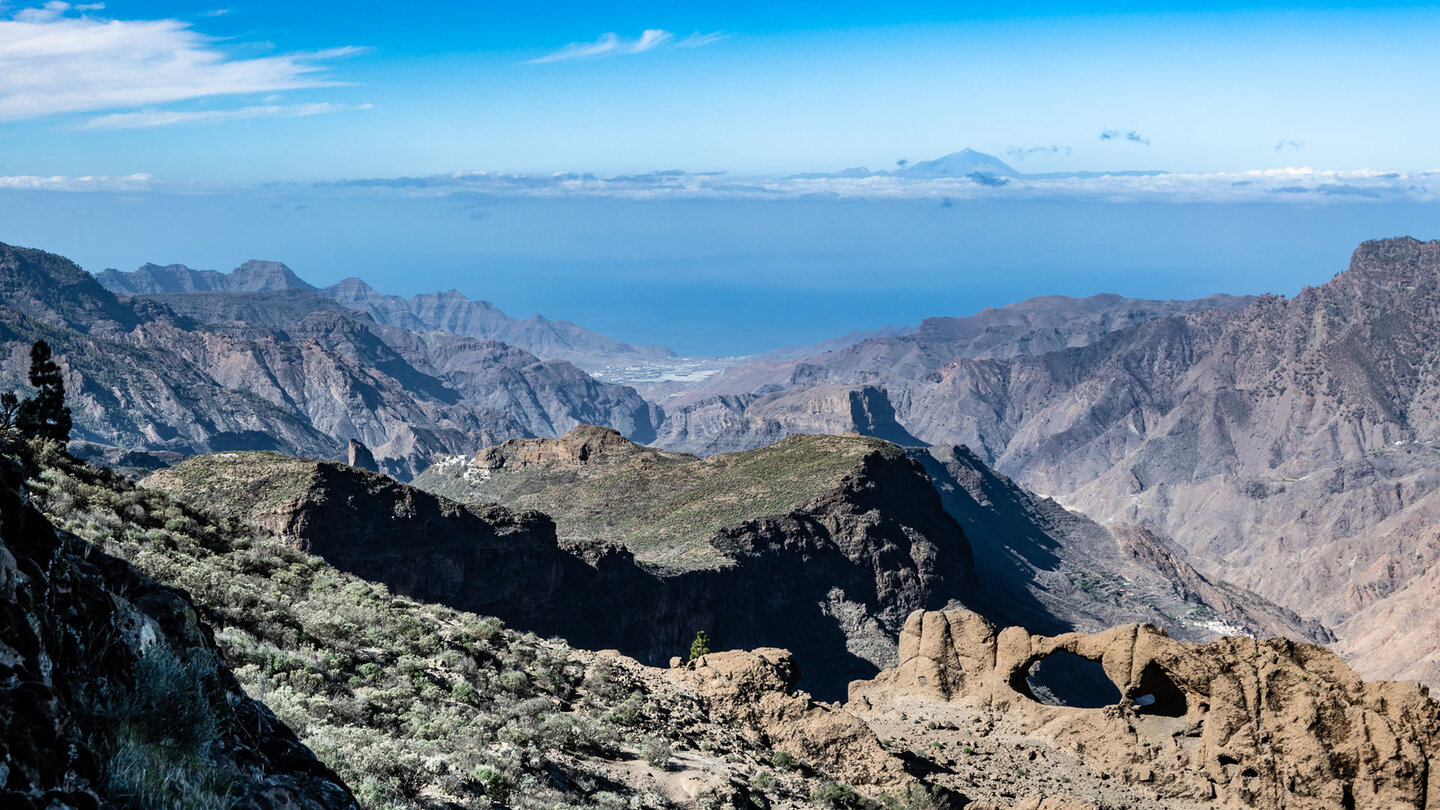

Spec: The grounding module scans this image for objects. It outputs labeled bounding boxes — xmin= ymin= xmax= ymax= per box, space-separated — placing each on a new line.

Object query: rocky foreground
xmin=643 ymin=607 xmax=1440 ymax=809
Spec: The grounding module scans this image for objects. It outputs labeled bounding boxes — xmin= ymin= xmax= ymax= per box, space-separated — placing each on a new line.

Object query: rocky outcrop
xmin=346 ymin=438 xmax=378 ymax=471
xmin=473 ymin=423 xmax=647 ymax=470
xmin=850 ymin=609 xmax=1440 ymax=809
xmin=0 ymin=452 xmax=356 ymax=810
xmin=666 ymin=649 xmax=916 ymax=791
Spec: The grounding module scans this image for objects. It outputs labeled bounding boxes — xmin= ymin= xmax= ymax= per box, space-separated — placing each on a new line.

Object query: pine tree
xmin=687 ymin=630 xmax=711 ymax=662
xmin=16 ymin=340 xmax=71 ymax=445
xmin=0 ymin=391 xmax=19 ymax=431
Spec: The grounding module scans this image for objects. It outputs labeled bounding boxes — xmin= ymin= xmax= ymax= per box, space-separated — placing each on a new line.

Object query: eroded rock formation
xmin=850 ymin=609 xmax=1440 ymax=809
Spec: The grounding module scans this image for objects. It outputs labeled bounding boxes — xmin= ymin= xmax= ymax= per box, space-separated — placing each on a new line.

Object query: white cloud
xmin=0 ymin=172 xmax=154 ymax=190
xmin=676 ymin=31 xmax=726 ymax=48
xmin=82 ymin=101 xmax=368 ymax=129
xmin=0 ymin=3 xmax=357 ymax=121
xmin=526 ymin=28 xmax=721 ymax=64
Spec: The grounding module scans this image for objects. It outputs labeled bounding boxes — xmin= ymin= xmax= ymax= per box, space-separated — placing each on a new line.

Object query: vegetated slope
xmin=885 ymin=238 xmax=1440 ymax=687
xmin=2 ymin=241 xmax=659 ymax=478
xmin=20 ymin=438 xmax=928 ymax=810
xmin=144 ymin=439 xmax=975 ymax=698
xmin=913 ymin=445 xmax=1330 ymax=645
xmin=0 ymin=439 xmax=357 ymax=810
xmin=20 ymin=436 xmax=1433 ymax=810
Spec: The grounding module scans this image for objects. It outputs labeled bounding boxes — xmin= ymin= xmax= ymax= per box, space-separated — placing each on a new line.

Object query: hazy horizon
xmin=7 ymin=188 xmax=1438 ymax=356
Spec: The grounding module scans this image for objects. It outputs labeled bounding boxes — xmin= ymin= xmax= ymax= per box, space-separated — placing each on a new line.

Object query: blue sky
xmin=3 ymin=0 xmax=1440 ymax=180
xmin=2 ymin=1 xmax=1439 ymax=355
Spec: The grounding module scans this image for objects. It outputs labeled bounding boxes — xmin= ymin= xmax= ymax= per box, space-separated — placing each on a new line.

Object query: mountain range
xmin=3 ymin=242 xmax=660 ymax=478
xmin=97 ymin=260 xmax=675 ymax=372
xmin=11 ymin=235 xmax=1440 ymax=685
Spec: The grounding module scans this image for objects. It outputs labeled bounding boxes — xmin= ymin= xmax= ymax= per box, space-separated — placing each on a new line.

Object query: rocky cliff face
xmin=146 ymin=439 xmax=975 ymax=699
xmin=847 ymin=608 xmax=1440 ymax=809
xmin=0 ymin=449 xmax=356 ymax=810
xmin=913 ymin=445 xmax=1331 ymax=646
xmin=654 ymin=385 xmax=920 ymax=456
xmin=2 ymin=241 xmax=660 ymax=478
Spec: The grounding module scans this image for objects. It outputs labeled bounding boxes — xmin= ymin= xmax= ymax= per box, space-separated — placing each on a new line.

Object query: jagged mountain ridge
xmin=322 ymin=276 xmax=676 ymax=372
xmin=97 ymin=259 xmax=316 ymax=294
xmin=94 ymin=259 xmax=676 ymax=371
xmin=659 ymin=291 xmax=1255 ymax=411
xmin=2 ymin=241 xmax=660 ymax=477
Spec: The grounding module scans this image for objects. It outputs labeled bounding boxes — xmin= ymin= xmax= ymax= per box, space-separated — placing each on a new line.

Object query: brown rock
xmin=852 ymin=608 xmax=1440 ymax=809
xmin=667 ymin=648 xmax=916 ymax=792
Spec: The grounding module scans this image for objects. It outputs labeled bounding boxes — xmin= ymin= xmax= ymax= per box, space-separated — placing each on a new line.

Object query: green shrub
xmin=880 ymin=785 xmax=953 ymax=810
xmin=770 ymin=750 xmax=799 ymax=771
xmin=640 ymin=735 xmax=673 ymax=769
xmin=811 ymin=781 xmax=870 ymax=809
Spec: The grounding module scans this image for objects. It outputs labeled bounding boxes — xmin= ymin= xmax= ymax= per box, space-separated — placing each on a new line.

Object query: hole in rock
xmin=1020 ymin=651 xmax=1122 ymax=709
xmin=1131 ymin=662 xmax=1188 ymax=717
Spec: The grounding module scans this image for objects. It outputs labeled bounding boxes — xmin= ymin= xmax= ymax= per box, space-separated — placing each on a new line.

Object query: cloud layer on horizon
xmin=314 ymin=166 xmax=1440 ymax=205
xmin=7 ymin=164 xmax=1439 ymax=204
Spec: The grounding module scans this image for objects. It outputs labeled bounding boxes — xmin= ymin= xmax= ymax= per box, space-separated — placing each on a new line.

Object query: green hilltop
xmin=412 ymin=426 xmax=908 ymax=570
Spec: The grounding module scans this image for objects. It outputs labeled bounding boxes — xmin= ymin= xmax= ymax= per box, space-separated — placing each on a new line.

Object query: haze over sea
xmin=3 ymin=190 xmax=1436 ymax=356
